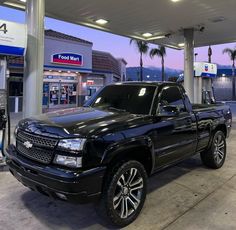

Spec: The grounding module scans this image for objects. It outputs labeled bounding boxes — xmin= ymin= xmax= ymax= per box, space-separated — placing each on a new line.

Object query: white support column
xmin=184 ymin=28 xmax=194 ymax=103
xmin=23 ymin=0 xmax=45 ymax=118
xmin=194 ymin=77 xmax=202 ymax=104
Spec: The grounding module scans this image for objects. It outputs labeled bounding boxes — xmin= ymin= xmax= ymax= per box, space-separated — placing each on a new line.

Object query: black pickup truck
xmin=6 ymin=82 xmax=232 ymax=227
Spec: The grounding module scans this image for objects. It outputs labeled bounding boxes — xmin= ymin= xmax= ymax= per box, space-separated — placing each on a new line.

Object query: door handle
xmin=186 ymin=119 xmax=192 ymax=125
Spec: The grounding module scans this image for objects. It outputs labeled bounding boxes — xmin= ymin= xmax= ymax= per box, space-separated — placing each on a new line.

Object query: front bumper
xmin=5 ymin=145 xmax=106 ymax=204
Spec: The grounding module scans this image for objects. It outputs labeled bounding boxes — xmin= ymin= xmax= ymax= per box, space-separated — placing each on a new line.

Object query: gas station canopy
xmin=0 ymin=0 xmax=236 ymax=117
xmin=1 ymin=0 xmax=236 ymax=49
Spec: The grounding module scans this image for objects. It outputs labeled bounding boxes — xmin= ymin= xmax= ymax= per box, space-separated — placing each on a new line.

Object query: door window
xmin=60 ymin=84 xmax=68 ymax=105
xmin=68 ymin=84 xmax=77 ymax=105
xmin=43 ymin=83 xmax=49 ymax=106
xmin=158 ymin=86 xmax=186 ymax=114
xmin=49 ymin=83 xmax=59 ymax=106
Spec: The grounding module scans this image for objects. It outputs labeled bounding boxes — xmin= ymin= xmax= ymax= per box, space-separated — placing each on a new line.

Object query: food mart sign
xmin=51 ymin=53 xmax=83 ymax=66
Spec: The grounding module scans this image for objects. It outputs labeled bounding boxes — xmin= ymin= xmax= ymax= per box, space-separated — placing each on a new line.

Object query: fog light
xmin=54 ymin=155 xmax=82 ymax=168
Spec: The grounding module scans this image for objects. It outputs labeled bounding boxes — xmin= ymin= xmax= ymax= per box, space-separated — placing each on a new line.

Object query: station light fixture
xmin=142 ymin=33 xmax=153 ymax=38
xmin=146 ymin=35 xmax=165 ymax=41
xmin=171 ymin=0 xmax=181 ymax=2
xmin=4 ymin=1 xmax=25 ymax=9
xmin=95 ymin=19 xmax=108 ymax=25
xmin=19 ymin=0 xmax=26 ymax=2
xmin=178 ymin=43 xmax=185 ymax=47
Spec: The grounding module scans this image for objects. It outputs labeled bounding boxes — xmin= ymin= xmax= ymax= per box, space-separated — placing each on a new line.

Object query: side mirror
xmin=157 ymin=105 xmax=180 ymax=117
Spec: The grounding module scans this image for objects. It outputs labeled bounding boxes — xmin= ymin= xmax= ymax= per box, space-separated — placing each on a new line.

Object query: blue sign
xmin=0 ymin=45 xmax=25 ymax=56
xmin=51 ymin=53 xmax=83 ymax=66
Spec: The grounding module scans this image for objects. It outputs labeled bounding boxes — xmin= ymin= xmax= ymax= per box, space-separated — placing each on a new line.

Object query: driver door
xmin=152 ymin=85 xmax=197 ymax=168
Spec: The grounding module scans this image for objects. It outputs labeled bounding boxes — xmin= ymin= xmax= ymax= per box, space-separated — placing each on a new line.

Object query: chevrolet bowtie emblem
xmin=23 ymin=141 xmax=33 ymax=149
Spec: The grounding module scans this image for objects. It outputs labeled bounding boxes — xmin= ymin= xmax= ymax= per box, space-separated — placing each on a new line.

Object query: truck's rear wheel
xmin=200 ymin=130 xmax=226 ymax=169
xmin=95 ymin=160 xmax=147 ymax=228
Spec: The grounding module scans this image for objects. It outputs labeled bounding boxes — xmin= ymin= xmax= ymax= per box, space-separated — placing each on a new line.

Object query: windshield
xmin=87 ymin=85 xmax=156 ymax=115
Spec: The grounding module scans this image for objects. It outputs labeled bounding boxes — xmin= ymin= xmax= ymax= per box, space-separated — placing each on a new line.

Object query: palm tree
xmin=130 ymin=39 xmax=149 ymax=81
xmin=150 ymin=45 xmax=166 ymax=81
xmin=223 ymin=47 xmax=236 ymax=100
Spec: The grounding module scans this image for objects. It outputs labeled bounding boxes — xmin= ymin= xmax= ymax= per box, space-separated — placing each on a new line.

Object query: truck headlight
xmin=57 ymin=138 xmax=86 ymax=152
xmin=54 ymin=155 xmax=82 ymax=168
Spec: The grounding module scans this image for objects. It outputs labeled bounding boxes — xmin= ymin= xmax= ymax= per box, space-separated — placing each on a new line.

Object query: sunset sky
xmin=0 ymin=6 xmax=235 ymax=70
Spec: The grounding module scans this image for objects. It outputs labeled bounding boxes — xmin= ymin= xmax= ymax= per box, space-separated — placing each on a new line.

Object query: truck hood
xmin=18 ymin=107 xmax=145 ymax=138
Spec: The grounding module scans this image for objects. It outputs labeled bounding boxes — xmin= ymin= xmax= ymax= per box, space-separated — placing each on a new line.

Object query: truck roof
xmin=114 ymin=81 xmax=178 ymax=87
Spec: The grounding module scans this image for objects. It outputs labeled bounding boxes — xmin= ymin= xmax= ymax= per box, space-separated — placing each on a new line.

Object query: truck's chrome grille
xmin=16 ymin=142 xmax=54 ymax=164
xmin=17 ymin=131 xmax=58 ymax=149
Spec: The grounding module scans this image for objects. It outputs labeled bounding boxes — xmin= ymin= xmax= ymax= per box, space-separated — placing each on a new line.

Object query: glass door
xmin=68 ymin=83 xmax=77 ymax=105
xmin=48 ymin=82 xmax=77 ymax=109
xmin=49 ymin=83 xmax=60 ymax=108
xmin=60 ymin=84 xmax=69 ymax=105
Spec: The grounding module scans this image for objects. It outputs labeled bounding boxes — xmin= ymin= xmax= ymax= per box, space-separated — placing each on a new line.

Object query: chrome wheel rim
xmin=214 ymin=134 xmax=225 ymax=164
xmin=113 ymin=168 xmax=143 ymax=219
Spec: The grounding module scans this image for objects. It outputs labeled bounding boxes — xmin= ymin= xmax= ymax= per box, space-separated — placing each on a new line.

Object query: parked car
xmin=6 ymin=82 xmax=232 ymax=227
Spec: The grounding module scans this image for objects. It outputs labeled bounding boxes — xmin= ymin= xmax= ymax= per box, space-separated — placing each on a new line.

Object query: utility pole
xmin=208 ymin=46 xmax=212 ymax=63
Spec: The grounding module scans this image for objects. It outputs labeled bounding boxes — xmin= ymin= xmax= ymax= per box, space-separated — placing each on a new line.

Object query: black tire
xmin=200 ymin=130 xmax=226 ymax=169
xmin=95 ymin=160 xmax=147 ymax=228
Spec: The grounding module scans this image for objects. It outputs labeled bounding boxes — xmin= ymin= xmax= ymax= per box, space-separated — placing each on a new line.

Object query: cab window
xmin=157 ymin=86 xmax=186 ymax=114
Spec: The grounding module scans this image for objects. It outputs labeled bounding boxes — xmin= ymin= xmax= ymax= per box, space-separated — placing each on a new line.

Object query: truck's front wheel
xmin=95 ymin=160 xmax=147 ymax=227
xmin=200 ymin=130 xmax=226 ymax=169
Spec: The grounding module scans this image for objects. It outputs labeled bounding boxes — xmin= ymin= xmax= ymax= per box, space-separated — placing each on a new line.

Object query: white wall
xmin=213 ymin=77 xmax=233 ymax=101
xmin=44 ymin=37 xmax=92 ymax=72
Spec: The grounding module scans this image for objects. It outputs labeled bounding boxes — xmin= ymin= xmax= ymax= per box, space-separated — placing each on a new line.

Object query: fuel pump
xmin=0 ymin=19 xmax=27 ymax=164
xmin=194 ymin=62 xmax=217 ymax=104
xmin=0 ymin=58 xmax=8 ymax=161
xmin=0 ymin=92 xmax=7 ymax=158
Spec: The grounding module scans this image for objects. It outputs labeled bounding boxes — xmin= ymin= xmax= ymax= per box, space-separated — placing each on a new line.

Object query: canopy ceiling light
xmin=146 ymin=35 xmax=166 ymax=41
xmin=4 ymin=1 xmax=25 ymax=9
xmin=142 ymin=33 xmax=153 ymax=38
xmin=178 ymin=43 xmax=185 ymax=47
xmin=95 ymin=19 xmax=108 ymax=25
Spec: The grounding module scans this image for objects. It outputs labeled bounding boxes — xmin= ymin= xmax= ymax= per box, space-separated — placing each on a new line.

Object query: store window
xmin=9 ymin=76 xmax=23 ymax=96
xmin=87 ymin=76 xmax=105 ymax=97
xmin=9 ymin=75 xmax=23 ymax=112
xmin=43 ymin=82 xmax=77 ymax=109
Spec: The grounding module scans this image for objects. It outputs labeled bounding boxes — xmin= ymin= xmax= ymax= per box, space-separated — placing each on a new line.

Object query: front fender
xmin=101 ymin=136 xmax=155 ymax=173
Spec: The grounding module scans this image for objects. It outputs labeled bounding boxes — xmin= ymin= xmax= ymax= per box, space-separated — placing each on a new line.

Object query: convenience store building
xmin=8 ymin=29 xmax=127 ymax=112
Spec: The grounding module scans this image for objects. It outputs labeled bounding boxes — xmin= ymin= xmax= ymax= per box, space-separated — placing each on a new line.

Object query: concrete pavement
xmin=0 ymin=128 xmax=236 ymax=229
xmin=0 ymin=109 xmax=236 ymax=229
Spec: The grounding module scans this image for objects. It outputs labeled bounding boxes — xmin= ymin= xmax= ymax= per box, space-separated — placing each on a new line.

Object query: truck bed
xmin=192 ymin=103 xmax=228 ymax=113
